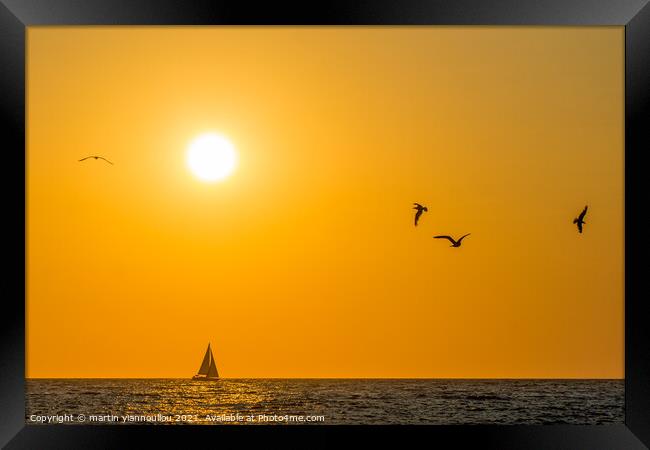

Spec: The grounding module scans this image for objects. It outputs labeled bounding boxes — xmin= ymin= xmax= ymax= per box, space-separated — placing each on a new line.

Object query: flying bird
xmin=413 ymin=203 xmax=428 ymax=226
xmin=79 ymin=156 xmax=113 ymax=165
xmin=573 ymin=205 xmax=588 ymax=233
xmin=434 ymin=233 xmax=471 ymax=247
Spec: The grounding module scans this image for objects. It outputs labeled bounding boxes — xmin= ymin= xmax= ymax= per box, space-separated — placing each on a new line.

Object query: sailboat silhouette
xmin=192 ymin=343 xmax=219 ymax=381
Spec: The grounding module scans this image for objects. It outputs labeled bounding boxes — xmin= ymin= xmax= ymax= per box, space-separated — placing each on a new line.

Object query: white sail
xmin=197 ymin=344 xmax=211 ymax=375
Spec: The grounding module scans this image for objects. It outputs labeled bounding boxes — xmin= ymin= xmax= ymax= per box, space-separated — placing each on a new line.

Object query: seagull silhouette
xmin=573 ymin=205 xmax=588 ymax=233
xmin=413 ymin=203 xmax=428 ymax=226
xmin=79 ymin=156 xmax=113 ymax=165
xmin=434 ymin=233 xmax=471 ymax=247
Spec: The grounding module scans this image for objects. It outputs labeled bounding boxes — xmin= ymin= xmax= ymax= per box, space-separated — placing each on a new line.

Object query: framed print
xmin=1 ymin=0 xmax=649 ymax=448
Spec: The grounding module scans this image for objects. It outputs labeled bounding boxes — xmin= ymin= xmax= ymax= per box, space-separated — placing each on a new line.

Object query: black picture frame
xmin=1 ymin=0 xmax=648 ymax=448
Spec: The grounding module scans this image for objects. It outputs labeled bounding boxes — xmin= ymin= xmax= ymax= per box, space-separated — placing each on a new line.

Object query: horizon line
xmin=25 ymin=376 xmax=625 ymax=380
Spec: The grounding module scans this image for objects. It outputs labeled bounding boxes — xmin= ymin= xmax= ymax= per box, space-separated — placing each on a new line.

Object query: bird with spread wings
xmin=413 ymin=203 xmax=428 ymax=226
xmin=433 ymin=233 xmax=471 ymax=247
xmin=573 ymin=205 xmax=588 ymax=233
xmin=79 ymin=156 xmax=113 ymax=165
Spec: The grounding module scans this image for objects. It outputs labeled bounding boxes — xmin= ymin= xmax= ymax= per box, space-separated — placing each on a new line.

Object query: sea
xmin=26 ymin=379 xmax=623 ymax=425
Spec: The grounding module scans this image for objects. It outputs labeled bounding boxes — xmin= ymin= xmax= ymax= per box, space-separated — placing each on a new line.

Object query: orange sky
xmin=26 ymin=26 xmax=624 ymax=378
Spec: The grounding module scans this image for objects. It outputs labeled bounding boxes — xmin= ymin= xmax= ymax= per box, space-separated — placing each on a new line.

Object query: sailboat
xmin=192 ymin=343 xmax=219 ymax=381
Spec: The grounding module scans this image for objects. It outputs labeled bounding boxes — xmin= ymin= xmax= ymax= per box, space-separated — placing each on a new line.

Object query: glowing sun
xmin=186 ymin=133 xmax=237 ymax=182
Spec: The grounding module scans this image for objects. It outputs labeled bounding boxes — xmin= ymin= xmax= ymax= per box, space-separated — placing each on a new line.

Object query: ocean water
xmin=26 ymin=379 xmax=623 ymax=425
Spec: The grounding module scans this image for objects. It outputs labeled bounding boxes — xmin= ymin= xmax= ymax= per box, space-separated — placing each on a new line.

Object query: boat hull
xmin=192 ymin=375 xmax=219 ymax=381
